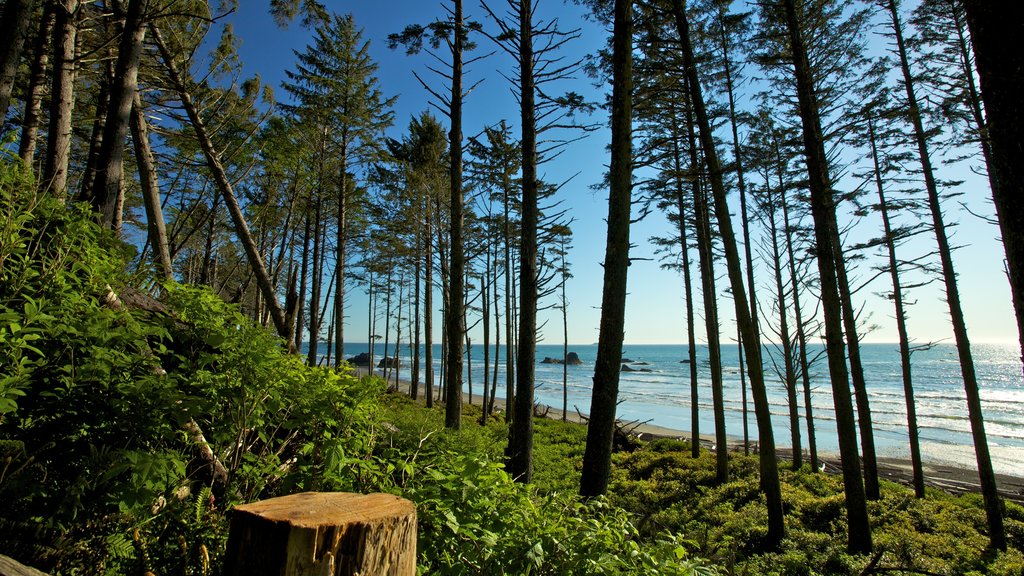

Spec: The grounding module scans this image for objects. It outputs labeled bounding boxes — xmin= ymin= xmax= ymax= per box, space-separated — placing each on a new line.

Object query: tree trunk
xmin=868 ymin=118 xmax=923 ymax=497
xmin=0 ymin=0 xmax=34 ymax=117
xmin=89 ymin=0 xmax=148 ymax=228
xmin=893 ymin=0 xmax=1004 ymax=548
xmin=335 ymin=155 xmax=348 ymax=367
xmin=670 ymin=121 xmax=701 ymax=459
xmin=295 ymin=210 xmax=310 ymax=353
xmin=130 ymin=93 xmax=172 ymax=282
xmin=833 ymin=228 xmax=879 ymax=499
xmin=964 ymin=2 xmax=1024 ymax=394
xmin=482 ymin=247 xmax=491 ymax=422
xmin=764 ymin=176 xmax=801 ymax=469
xmin=307 ymin=197 xmax=323 ymax=366
xmin=673 ymin=0 xmax=784 ymax=547
xmin=425 ymin=204 xmax=434 ymax=408
xmin=223 ymin=492 xmax=416 ymax=576
xmin=443 ymin=0 xmax=466 ymax=430
xmin=412 ymin=232 xmax=422 ymax=400
xmin=151 ymin=23 xmax=288 ymax=338
xmin=686 ymin=94 xmax=727 ymax=483
xmin=779 ymin=143 xmax=817 ymax=473
xmin=17 ymin=2 xmax=53 ymax=165
xmin=781 ymin=0 xmax=870 ymax=553
xmin=43 ymin=0 xmax=79 ymax=199
xmin=510 ymin=0 xmax=538 ymax=483
xmin=580 ymin=0 xmax=631 ymax=499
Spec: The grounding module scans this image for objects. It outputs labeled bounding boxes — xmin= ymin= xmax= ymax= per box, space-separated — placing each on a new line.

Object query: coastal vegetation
xmin=2 ymin=0 xmax=1024 ymax=573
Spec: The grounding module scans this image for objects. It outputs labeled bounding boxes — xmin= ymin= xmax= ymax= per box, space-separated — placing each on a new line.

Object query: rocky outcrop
xmin=347 ymin=352 xmax=372 ymax=366
xmin=541 ymin=352 xmax=584 ymax=365
xmin=377 ymin=356 xmax=400 ymax=369
xmin=620 ymin=364 xmax=651 ymax=373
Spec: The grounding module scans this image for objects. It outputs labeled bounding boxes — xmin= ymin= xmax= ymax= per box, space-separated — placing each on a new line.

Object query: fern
xmin=105 ymin=532 xmax=135 ymax=561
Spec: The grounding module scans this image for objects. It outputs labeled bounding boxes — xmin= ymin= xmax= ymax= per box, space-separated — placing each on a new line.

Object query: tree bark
xmin=834 ymin=227 xmax=879 ymax=499
xmin=444 ymin=0 xmax=466 ymax=430
xmin=964 ymin=2 xmax=1024 ymax=392
xmin=781 ymin=0 xmax=870 ymax=553
xmin=778 ymin=141 xmax=817 ymax=472
xmin=89 ymin=0 xmax=148 ymax=228
xmin=893 ymin=0 xmax=1004 ymax=548
xmin=335 ymin=155 xmax=348 ymax=367
xmin=0 ymin=0 xmax=34 ymax=117
xmin=307 ymin=197 xmax=323 ymax=366
xmin=685 ymin=94 xmax=727 ymax=483
xmin=17 ymin=1 xmax=53 ymax=165
xmin=510 ymin=0 xmax=538 ymax=482
xmin=580 ymin=0 xmax=631 ymax=499
xmin=868 ymin=118 xmax=923 ymax=498
xmin=130 ymin=93 xmax=172 ymax=282
xmin=763 ymin=175 xmax=801 ymax=470
xmin=43 ymin=0 xmax=79 ymax=199
xmin=670 ymin=120 xmax=701 ymax=460
xmin=672 ymin=0 xmax=784 ymax=547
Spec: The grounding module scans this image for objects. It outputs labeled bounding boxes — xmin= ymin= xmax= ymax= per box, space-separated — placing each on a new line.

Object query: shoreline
xmin=354 ymin=365 xmax=1024 ymax=504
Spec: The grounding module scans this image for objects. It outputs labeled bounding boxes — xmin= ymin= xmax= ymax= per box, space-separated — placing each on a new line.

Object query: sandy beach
xmin=357 ymin=364 xmax=1024 ymax=505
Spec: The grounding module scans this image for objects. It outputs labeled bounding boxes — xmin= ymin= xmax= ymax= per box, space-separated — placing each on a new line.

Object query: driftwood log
xmin=223 ymin=492 xmax=416 ymax=576
xmin=0 ymin=554 xmax=48 ymax=576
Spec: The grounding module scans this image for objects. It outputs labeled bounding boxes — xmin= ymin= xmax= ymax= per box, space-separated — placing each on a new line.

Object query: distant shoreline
xmin=352 ymin=364 xmax=1024 ymax=505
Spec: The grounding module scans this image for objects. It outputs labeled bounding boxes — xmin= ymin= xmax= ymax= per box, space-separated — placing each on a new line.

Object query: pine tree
xmin=284 ymin=13 xmax=395 ymax=367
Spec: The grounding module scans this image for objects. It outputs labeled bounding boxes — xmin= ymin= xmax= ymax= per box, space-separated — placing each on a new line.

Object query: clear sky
xmin=219 ymin=1 xmax=1017 ymax=348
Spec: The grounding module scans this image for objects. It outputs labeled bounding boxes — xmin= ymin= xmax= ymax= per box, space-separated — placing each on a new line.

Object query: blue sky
xmin=219 ymin=1 xmax=1017 ymax=348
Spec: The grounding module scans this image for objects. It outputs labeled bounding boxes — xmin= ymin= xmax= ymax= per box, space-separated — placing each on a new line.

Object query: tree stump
xmin=223 ymin=492 xmax=416 ymax=576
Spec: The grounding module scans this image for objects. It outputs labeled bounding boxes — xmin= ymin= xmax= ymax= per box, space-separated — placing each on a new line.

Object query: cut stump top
xmin=232 ymin=492 xmax=414 ymax=529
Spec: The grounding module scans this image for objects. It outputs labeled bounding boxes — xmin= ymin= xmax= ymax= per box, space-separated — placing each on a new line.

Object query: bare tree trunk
xmin=130 ymin=93 xmax=172 ymax=282
xmin=151 ymin=23 xmax=288 ymax=338
xmin=891 ymin=0 xmax=1004 ymax=547
xmin=764 ymin=175 xmax=801 ymax=469
xmin=307 ymin=197 xmax=323 ymax=366
xmin=43 ymin=0 xmax=80 ymax=198
xmin=685 ymin=93 xmax=728 ymax=483
xmin=425 ymin=205 xmax=434 ymax=408
xmin=670 ymin=121 xmax=701 ymax=459
xmin=335 ymin=155 xmax=348 ymax=367
xmin=964 ymin=2 xmax=1024 ymax=394
xmin=779 ymin=144 xmax=817 ymax=472
xmin=834 ymin=230 xmax=879 ymax=498
xmin=444 ymin=0 xmax=466 ymax=430
xmin=412 ymin=232 xmax=422 ymax=400
xmin=781 ymin=0 xmax=870 ymax=553
xmin=18 ymin=2 xmax=54 ymax=165
xmin=295 ymin=210 xmax=310 ymax=353
xmin=510 ymin=0 xmax=539 ymax=482
xmin=0 ymin=0 xmax=34 ymax=117
xmin=868 ymin=118 xmax=923 ymax=497
xmin=580 ymin=0 xmax=631 ymax=499
xmin=490 ymin=241 xmax=501 ymax=416
xmin=482 ymin=247 xmax=491 ymax=422
xmin=673 ymin=0 xmax=784 ymax=547
xmin=89 ymin=0 xmax=149 ymax=228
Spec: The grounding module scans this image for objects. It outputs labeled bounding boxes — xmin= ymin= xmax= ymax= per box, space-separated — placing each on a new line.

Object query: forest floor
xmin=358 ymin=364 xmax=1024 ymax=505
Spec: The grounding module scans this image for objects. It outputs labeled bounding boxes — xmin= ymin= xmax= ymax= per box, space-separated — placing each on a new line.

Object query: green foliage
xmin=608 ymin=438 xmax=1024 ymax=575
xmin=375 ymin=395 xmax=717 ymax=575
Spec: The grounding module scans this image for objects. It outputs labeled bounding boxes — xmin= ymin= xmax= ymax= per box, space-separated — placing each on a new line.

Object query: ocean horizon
xmin=308 ymin=340 xmax=1024 ymax=477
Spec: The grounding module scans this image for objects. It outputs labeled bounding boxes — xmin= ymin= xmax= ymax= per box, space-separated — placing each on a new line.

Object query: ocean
xmin=320 ymin=341 xmax=1024 ymax=477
